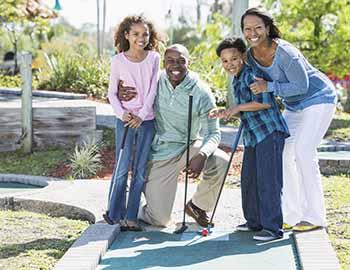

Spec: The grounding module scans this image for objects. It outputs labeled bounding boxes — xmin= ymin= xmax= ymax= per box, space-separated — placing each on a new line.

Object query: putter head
xmin=173 ymin=225 xmax=188 ymax=234
xmin=207 ymin=224 xmax=212 ymax=233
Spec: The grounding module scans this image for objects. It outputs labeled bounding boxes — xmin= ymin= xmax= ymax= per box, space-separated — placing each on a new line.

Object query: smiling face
xmin=243 ymin=15 xmax=270 ymax=48
xmin=164 ymin=47 xmax=189 ymax=87
xmin=124 ymin=23 xmax=150 ymax=51
xmin=219 ymin=48 xmax=244 ymax=76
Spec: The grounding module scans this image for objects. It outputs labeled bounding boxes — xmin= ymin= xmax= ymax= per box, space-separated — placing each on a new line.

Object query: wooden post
xmin=96 ymin=0 xmax=101 ymax=58
xmin=229 ymin=0 xmax=249 ymax=103
xmin=19 ymin=52 xmax=33 ymax=153
xmin=231 ymin=0 xmax=248 ymax=37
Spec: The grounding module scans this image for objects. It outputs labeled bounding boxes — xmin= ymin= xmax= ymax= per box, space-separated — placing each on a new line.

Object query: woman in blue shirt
xmin=240 ymin=7 xmax=337 ymax=231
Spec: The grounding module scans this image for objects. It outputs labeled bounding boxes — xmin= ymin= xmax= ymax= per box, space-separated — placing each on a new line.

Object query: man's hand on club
xmin=117 ymin=80 xmax=137 ymax=101
xmin=185 ymin=153 xmax=207 ymax=179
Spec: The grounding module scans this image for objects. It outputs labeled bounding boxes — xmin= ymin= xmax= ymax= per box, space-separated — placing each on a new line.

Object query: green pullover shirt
xmin=150 ymin=70 xmax=221 ymax=161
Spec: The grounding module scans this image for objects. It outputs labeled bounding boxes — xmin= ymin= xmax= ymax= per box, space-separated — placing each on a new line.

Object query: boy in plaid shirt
xmin=210 ymin=37 xmax=289 ymax=241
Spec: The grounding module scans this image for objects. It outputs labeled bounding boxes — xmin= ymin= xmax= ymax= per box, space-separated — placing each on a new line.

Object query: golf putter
xmin=105 ymin=125 xmax=129 ymax=213
xmin=201 ymin=122 xmax=243 ymax=236
xmin=174 ymin=94 xmax=193 ymax=234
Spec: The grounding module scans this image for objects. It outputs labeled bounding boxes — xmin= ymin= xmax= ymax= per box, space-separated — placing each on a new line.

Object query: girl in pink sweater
xmin=104 ymin=15 xmax=161 ymax=231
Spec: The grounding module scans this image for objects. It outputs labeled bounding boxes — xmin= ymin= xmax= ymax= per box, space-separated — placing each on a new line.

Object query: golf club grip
xmin=121 ymin=126 xmax=129 ymax=149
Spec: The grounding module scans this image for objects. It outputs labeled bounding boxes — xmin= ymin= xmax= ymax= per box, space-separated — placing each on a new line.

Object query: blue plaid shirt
xmin=231 ymin=64 xmax=289 ymax=147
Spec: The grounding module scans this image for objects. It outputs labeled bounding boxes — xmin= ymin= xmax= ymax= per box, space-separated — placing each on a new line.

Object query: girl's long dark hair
xmin=114 ymin=14 xmax=162 ymax=52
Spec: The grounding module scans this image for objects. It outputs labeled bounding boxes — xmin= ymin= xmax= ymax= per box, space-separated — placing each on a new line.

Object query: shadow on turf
xmin=98 ymin=230 xmax=298 ymax=270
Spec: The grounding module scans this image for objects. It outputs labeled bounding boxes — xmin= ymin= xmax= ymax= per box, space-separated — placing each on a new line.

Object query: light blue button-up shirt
xmin=150 ymin=71 xmax=221 ymax=161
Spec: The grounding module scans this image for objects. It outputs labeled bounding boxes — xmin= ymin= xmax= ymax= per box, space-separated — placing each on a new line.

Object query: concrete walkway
xmin=0 ymin=176 xmax=340 ymax=270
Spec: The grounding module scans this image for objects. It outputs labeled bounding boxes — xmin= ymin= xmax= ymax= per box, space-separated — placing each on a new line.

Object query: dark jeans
xmin=108 ymin=118 xmax=155 ymax=222
xmin=241 ymin=131 xmax=285 ymax=235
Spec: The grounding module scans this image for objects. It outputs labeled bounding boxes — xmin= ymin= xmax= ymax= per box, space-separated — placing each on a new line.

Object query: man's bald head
xmin=163 ymin=44 xmax=190 ymax=88
xmin=164 ymin=44 xmax=190 ymax=59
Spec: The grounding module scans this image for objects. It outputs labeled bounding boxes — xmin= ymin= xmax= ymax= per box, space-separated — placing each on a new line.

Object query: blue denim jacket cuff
xmin=267 ymin=81 xmax=275 ymax=93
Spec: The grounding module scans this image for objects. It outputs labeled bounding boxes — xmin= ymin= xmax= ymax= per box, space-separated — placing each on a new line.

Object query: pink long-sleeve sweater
xmin=107 ymin=51 xmax=160 ymax=121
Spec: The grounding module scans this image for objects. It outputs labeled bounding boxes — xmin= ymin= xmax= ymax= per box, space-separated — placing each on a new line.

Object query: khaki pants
xmin=139 ymin=140 xmax=229 ymax=226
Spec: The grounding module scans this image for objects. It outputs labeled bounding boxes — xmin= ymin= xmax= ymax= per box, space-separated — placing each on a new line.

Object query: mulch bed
xmin=48 ymin=145 xmax=243 ymax=181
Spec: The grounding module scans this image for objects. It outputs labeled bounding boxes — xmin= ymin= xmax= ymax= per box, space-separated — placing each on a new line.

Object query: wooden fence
xmin=0 ymin=104 xmax=96 ymax=152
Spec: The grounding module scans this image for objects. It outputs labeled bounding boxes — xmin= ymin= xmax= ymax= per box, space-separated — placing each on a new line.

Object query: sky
xmin=44 ymin=0 xmax=215 ymax=31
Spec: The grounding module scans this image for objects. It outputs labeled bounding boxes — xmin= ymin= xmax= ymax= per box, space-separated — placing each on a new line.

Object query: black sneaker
xmin=102 ymin=212 xmax=127 ymax=231
xmin=102 ymin=212 xmax=114 ymax=225
xmin=185 ymin=200 xmax=214 ymax=227
xmin=253 ymin=229 xmax=283 ymax=241
xmin=236 ymin=223 xmax=262 ymax=232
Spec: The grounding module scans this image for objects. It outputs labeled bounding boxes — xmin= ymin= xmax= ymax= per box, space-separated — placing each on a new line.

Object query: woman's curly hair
xmin=114 ymin=14 xmax=162 ymax=53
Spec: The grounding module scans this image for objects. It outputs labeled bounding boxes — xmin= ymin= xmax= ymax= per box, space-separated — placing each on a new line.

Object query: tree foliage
xmin=264 ymin=0 xmax=350 ymax=76
xmin=0 ymin=0 xmax=53 ymax=68
xmin=169 ymin=12 xmax=233 ymax=105
xmin=189 ymin=14 xmax=232 ymax=105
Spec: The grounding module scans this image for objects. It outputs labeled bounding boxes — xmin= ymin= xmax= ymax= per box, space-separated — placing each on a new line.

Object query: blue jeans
xmin=241 ymin=131 xmax=285 ymax=235
xmin=108 ymin=118 xmax=155 ymax=222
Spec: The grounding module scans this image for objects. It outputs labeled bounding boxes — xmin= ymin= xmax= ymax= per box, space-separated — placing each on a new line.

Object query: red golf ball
xmin=202 ymin=228 xmax=209 ymax=236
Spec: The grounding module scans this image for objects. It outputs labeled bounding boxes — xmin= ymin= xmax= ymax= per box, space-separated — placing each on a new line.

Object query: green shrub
xmin=69 ymin=141 xmax=102 ymax=179
xmin=0 ymin=74 xmax=21 ymax=88
xmin=0 ymin=74 xmax=39 ymax=89
xmin=36 ymin=38 xmax=110 ymax=98
xmin=190 ymin=14 xmax=232 ymax=106
xmin=37 ymin=52 xmax=109 ymax=98
xmin=72 ymin=56 xmax=110 ymax=97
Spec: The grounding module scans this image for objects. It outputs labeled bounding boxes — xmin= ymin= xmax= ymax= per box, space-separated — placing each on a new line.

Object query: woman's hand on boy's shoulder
xmin=249 ymin=76 xmax=267 ymax=95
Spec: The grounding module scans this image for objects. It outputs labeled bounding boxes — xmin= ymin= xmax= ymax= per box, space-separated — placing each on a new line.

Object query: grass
xmin=323 ymin=174 xmax=350 ymax=269
xmin=0 ymin=148 xmax=69 ymax=176
xmin=0 ymin=210 xmax=89 ymax=270
xmin=326 ymin=111 xmax=350 ymax=141
xmin=0 ymin=128 xmax=115 ymax=178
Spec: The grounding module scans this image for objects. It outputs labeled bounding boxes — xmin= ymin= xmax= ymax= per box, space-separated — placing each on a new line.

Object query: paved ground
xmin=0 ymin=177 xmax=340 ymax=270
